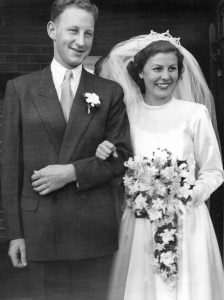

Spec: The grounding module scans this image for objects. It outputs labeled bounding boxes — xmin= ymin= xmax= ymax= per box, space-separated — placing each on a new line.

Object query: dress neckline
xmin=141 ymin=97 xmax=176 ymax=110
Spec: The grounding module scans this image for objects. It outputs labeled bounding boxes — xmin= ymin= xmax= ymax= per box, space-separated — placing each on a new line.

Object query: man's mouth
xmin=70 ymin=47 xmax=85 ymax=55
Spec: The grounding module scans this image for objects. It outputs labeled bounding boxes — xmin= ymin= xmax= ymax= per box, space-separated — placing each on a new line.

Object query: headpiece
xmin=136 ymin=30 xmax=181 ymax=52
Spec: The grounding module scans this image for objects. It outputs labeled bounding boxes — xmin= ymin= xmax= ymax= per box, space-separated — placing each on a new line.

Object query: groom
xmin=1 ymin=0 xmax=131 ymax=299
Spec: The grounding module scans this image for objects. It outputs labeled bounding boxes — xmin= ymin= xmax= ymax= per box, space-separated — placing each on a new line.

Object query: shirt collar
xmin=51 ymin=58 xmax=83 ymax=88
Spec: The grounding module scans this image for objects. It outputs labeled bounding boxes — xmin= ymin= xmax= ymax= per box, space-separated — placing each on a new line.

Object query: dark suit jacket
xmin=1 ymin=66 xmax=131 ymax=262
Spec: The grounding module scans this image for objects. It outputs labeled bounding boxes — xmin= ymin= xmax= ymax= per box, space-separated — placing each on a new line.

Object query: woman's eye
xmin=153 ymin=67 xmax=162 ymax=71
xmin=169 ymin=66 xmax=177 ymax=71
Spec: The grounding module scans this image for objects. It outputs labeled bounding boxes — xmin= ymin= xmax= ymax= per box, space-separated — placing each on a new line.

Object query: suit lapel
xmin=58 ymin=68 xmax=95 ymax=163
xmin=33 ymin=67 xmax=66 ymax=154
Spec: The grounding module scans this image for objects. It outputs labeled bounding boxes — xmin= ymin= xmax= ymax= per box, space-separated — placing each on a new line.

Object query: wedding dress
xmin=108 ymin=97 xmax=224 ymax=300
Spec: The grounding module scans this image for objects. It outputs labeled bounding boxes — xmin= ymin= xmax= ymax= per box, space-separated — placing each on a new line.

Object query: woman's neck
xmin=143 ymin=94 xmax=173 ymax=106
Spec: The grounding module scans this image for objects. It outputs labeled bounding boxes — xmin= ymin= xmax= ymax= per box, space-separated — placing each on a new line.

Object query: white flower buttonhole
xmin=84 ymin=92 xmax=100 ymax=114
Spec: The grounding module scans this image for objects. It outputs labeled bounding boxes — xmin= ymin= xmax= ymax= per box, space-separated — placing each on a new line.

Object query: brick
xmin=2 ymin=26 xmax=46 ymax=37
xmin=0 ymin=44 xmax=17 ymax=53
xmin=0 ymin=219 xmax=6 ymax=230
xmin=41 ymin=46 xmax=53 ymax=54
xmin=0 ymin=210 xmax=5 ymax=219
xmin=5 ymin=54 xmax=28 ymax=63
xmin=0 ymin=228 xmax=6 ymax=234
xmin=0 ymin=63 xmax=17 ymax=72
xmin=17 ymin=63 xmax=40 ymax=72
xmin=30 ymin=54 xmax=52 ymax=64
xmin=4 ymin=14 xmax=40 ymax=27
xmin=15 ymin=26 xmax=47 ymax=36
xmin=0 ymin=26 xmax=16 ymax=36
xmin=0 ymin=229 xmax=7 ymax=241
xmin=17 ymin=45 xmax=41 ymax=54
xmin=15 ymin=35 xmax=51 ymax=45
xmin=1 ymin=35 xmax=50 ymax=45
xmin=0 ymin=36 xmax=16 ymax=44
xmin=4 ymin=12 xmax=49 ymax=27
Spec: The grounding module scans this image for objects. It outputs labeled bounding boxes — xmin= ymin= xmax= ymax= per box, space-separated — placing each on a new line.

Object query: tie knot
xmin=64 ymin=70 xmax=73 ymax=81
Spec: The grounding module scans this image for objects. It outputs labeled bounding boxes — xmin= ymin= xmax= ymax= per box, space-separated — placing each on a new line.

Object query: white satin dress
xmin=108 ymin=98 xmax=224 ymax=300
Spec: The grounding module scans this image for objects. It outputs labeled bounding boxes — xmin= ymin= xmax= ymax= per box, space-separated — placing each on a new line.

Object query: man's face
xmin=48 ymin=6 xmax=95 ymax=69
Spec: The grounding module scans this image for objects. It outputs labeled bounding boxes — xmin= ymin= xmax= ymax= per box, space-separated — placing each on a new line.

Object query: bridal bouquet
xmin=123 ymin=148 xmax=194 ymax=288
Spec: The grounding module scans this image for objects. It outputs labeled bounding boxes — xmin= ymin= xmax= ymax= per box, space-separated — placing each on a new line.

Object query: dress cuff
xmin=191 ymin=181 xmax=209 ymax=205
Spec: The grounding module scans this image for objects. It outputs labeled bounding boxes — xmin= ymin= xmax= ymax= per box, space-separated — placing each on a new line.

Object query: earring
xmin=139 ymin=73 xmax=143 ymax=79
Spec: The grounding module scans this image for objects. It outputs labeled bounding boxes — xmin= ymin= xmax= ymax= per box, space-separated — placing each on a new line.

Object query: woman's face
xmin=141 ymin=52 xmax=179 ymax=104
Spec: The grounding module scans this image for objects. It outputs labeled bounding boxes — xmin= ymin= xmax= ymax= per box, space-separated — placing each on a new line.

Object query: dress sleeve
xmin=191 ymin=105 xmax=224 ymax=204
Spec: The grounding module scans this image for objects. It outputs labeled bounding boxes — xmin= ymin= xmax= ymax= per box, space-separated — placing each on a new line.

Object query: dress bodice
xmin=130 ymin=97 xmax=223 ymax=203
xmin=132 ymin=98 xmax=199 ymax=160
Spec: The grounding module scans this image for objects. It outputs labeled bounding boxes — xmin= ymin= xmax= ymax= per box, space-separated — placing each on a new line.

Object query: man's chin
xmin=68 ymin=56 xmax=87 ymax=68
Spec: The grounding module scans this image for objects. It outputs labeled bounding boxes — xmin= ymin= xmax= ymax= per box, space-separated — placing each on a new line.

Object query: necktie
xmin=60 ymin=70 xmax=74 ymax=122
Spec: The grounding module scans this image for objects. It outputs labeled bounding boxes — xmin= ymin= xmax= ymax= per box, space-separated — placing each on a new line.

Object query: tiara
xmin=137 ymin=30 xmax=181 ymax=51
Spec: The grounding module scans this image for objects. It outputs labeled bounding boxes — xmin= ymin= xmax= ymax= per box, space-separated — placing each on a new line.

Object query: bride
xmin=95 ymin=31 xmax=224 ymax=300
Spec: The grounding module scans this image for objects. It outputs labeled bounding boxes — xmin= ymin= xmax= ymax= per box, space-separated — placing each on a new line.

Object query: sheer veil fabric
xmin=100 ymin=33 xmax=219 ymax=136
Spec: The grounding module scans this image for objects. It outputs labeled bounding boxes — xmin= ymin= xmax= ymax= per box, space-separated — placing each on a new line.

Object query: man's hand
xmin=31 ymin=164 xmax=77 ymax=195
xmin=96 ymin=140 xmax=118 ymax=160
xmin=9 ymin=239 xmax=27 ymax=268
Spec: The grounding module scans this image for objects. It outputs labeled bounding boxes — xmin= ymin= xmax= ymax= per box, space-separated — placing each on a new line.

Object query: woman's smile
xmin=141 ymin=52 xmax=179 ymax=105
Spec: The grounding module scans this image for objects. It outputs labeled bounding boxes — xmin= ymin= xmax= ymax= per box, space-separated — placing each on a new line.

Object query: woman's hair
xmin=50 ymin=0 xmax=99 ymax=22
xmin=94 ymin=56 xmax=105 ymax=76
xmin=127 ymin=40 xmax=184 ymax=94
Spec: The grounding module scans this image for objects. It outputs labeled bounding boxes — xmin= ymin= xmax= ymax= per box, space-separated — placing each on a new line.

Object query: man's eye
xmin=85 ymin=32 xmax=93 ymax=38
xmin=69 ymin=29 xmax=78 ymax=33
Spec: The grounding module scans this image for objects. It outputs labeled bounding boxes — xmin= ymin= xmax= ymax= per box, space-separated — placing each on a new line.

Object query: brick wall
xmin=0 ymin=3 xmax=215 ymax=79
xmin=0 ymin=2 xmax=217 ymax=241
xmin=0 ymin=99 xmax=5 ymax=241
xmin=0 ymin=3 xmax=51 ymax=241
xmin=0 ymin=4 xmax=51 ymax=77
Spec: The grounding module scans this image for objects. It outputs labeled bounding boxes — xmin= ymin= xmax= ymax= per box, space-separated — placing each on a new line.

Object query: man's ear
xmin=47 ymin=21 xmax=56 ymax=41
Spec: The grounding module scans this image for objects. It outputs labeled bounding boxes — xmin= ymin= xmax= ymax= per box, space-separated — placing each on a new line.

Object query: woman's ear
xmin=47 ymin=21 xmax=56 ymax=41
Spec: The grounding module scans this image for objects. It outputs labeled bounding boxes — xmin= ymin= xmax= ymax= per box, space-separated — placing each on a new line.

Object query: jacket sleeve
xmin=1 ymin=80 xmax=24 ymax=240
xmin=73 ymin=84 xmax=132 ymax=191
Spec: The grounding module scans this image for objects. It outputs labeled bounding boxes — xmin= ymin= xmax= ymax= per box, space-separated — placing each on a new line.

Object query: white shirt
xmin=50 ymin=58 xmax=82 ymax=101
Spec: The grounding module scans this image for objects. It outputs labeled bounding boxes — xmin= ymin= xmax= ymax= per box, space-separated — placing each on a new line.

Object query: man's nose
xmin=76 ymin=33 xmax=85 ymax=47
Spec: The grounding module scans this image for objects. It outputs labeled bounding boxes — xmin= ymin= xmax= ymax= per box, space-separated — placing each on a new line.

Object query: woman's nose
xmin=161 ymin=69 xmax=170 ymax=80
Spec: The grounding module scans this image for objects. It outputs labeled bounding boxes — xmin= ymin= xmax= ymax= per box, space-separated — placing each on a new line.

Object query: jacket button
xmin=80 ymin=194 xmax=86 ymax=200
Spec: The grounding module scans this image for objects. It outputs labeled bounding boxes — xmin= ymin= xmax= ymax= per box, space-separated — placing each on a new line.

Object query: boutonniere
xmin=84 ymin=92 xmax=101 ymax=114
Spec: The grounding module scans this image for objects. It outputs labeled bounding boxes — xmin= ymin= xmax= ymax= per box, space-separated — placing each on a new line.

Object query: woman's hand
xmin=96 ymin=140 xmax=118 ymax=160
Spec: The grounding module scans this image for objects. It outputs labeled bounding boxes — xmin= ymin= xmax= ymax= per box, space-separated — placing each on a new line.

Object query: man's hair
xmin=50 ymin=0 xmax=99 ymax=22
